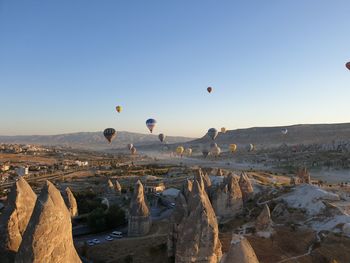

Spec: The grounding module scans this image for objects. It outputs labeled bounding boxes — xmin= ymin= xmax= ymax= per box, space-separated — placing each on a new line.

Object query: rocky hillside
xmin=0 ymin=131 xmax=193 ymax=150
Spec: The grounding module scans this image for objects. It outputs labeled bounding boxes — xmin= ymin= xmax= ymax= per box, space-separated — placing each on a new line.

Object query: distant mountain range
xmin=0 ymin=131 xmax=194 ymax=150
xmin=1 ymin=123 xmax=350 ymax=151
xmin=182 ymin=123 xmax=350 ymax=150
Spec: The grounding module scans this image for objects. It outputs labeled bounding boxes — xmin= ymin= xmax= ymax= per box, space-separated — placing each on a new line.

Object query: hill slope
xmin=0 ymin=131 xmax=193 ymax=150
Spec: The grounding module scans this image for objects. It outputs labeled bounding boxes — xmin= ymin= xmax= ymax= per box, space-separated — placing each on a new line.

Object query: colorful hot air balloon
xmin=176 ymin=146 xmax=184 ymax=156
xmin=211 ymin=145 xmax=221 ymax=156
xmin=229 ymin=144 xmax=237 ymax=153
xmin=281 ymin=128 xmax=288 ymax=135
xmin=221 ymin=127 xmax=227 ymax=134
xmin=158 ymin=133 xmax=166 ymax=143
xmin=247 ymin=144 xmax=254 ymax=152
xmin=346 ymin=62 xmax=350 ymax=71
xmin=202 ymin=149 xmax=210 ymax=158
xmin=207 ymin=87 xmax=212 ymax=93
xmin=130 ymin=146 xmax=137 ymax=155
xmin=207 ymin=128 xmax=218 ymax=140
xmin=116 ymin=105 xmax=122 ymax=113
xmin=103 ymin=128 xmax=116 ymax=144
xmin=127 ymin=143 xmax=133 ymax=150
xmin=185 ymin=148 xmax=192 ymax=156
xmin=146 ymin=119 xmax=157 ymax=133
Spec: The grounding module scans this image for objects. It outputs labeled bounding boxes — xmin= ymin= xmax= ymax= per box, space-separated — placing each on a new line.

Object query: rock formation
xmin=128 ymin=180 xmax=151 ymax=237
xmin=239 ymin=172 xmax=254 ymax=203
xmin=195 ymin=169 xmax=212 ymax=191
xmin=175 ymin=179 xmax=222 ymax=263
xmin=63 ymin=187 xmax=78 ymax=218
xmin=290 ymin=176 xmax=297 ymax=186
xmin=107 ymin=179 xmax=114 ymax=191
xmin=0 ymin=177 xmax=37 ymax=262
xmin=271 ymin=203 xmax=290 ymax=220
xmin=211 ymin=174 xmax=243 ymax=220
xmin=296 ymin=167 xmax=311 ymax=184
xmin=221 ymin=234 xmax=259 ymax=263
xmin=216 ymin=168 xmax=224 ymax=177
xmin=15 ymin=181 xmax=81 ymax=263
xmin=182 ymin=179 xmax=193 ymax=200
xmin=115 ymin=179 xmax=122 ymax=194
xmin=255 ymin=204 xmax=273 ymax=238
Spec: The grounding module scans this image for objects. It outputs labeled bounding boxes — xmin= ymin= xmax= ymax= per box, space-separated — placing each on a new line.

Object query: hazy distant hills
xmin=0 ymin=131 xmax=193 ymax=150
xmin=1 ymin=123 xmax=350 ymax=151
xmin=179 ymin=123 xmax=350 ymax=150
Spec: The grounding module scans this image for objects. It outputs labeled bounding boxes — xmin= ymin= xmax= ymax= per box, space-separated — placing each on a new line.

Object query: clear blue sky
xmin=1 ymin=1 xmax=350 ymax=137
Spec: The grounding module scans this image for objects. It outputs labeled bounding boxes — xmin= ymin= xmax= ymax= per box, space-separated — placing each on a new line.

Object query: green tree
xmin=87 ymin=208 xmax=106 ymax=232
xmin=105 ymin=204 xmax=126 ymax=228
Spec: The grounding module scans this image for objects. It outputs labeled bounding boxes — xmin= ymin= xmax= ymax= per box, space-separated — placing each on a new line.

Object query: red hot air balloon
xmin=346 ymin=62 xmax=350 ymax=71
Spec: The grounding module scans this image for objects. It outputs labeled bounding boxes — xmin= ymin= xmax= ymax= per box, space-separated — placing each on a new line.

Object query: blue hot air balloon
xmin=207 ymin=128 xmax=218 ymax=140
xmin=146 ymin=119 xmax=157 ymax=133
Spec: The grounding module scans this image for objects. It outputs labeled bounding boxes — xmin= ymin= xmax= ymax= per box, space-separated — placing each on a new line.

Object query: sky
xmin=0 ymin=0 xmax=350 ymax=137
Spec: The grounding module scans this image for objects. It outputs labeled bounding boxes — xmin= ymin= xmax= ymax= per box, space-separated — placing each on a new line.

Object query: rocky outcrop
xmin=15 ymin=181 xmax=81 ymax=263
xmin=115 ymin=180 xmax=122 ymax=194
xmin=216 ymin=169 xmax=224 ymax=177
xmin=239 ymin=172 xmax=254 ymax=203
xmin=296 ymin=167 xmax=311 ymax=184
xmin=255 ymin=204 xmax=273 ymax=238
xmin=175 ymin=179 xmax=222 ymax=263
xmin=0 ymin=178 xmax=37 ymax=262
xmin=195 ymin=169 xmax=212 ymax=191
xmin=107 ymin=179 xmax=114 ymax=192
xmin=271 ymin=203 xmax=290 ymax=220
xmin=211 ymin=174 xmax=243 ymax=220
xmin=220 ymin=234 xmax=259 ymax=263
xmin=63 ymin=187 xmax=78 ymax=218
xmin=128 ymin=180 xmax=151 ymax=237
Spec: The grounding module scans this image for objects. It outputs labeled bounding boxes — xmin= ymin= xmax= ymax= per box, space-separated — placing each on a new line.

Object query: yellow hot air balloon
xmin=221 ymin=127 xmax=227 ymax=133
xmin=176 ymin=146 xmax=184 ymax=156
xmin=229 ymin=144 xmax=237 ymax=153
xmin=116 ymin=105 xmax=122 ymax=113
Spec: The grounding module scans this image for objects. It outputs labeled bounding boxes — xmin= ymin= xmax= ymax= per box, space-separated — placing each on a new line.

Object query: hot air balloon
xmin=207 ymin=87 xmax=212 ymax=93
xmin=247 ymin=144 xmax=254 ymax=152
xmin=158 ymin=133 xmax=166 ymax=143
xmin=130 ymin=146 xmax=137 ymax=155
xmin=103 ymin=128 xmax=116 ymax=144
xmin=176 ymin=146 xmax=184 ymax=156
xmin=221 ymin=127 xmax=227 ymax=133
xmin=229 ymin=144 xmax=237 ymax=153
xmin=346 ymin=62 xmax=350 ymax=70
xmin=207 ymin=128 xmax=218 ymax=140
xmin=185 ymin=148 xmax=192 ymax=156
xmin=116 ymin=105 xmax=122 ymax=113
xmin=211 ymin=145 xmax=221 ymax=157
xmin=146 ymin=119 xmax=157 ymax=133
xmin=127 ymin=143 xmax=133 ymax=150
xmin=202 ymin=149 xmax=210 ymax=158
xmin=281 ymin=128 xmax=288 ymax=135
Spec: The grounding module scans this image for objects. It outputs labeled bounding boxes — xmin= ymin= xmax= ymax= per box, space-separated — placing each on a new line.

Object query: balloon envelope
xmin=185 ymin=148 xmax=192 ymax=156
xmin=116 ymin=106 xmax=122 ymax=113
xmin=247 ymin=144 xmax=254 ymax=152
xmin=207 ymin=128 xmax=218 ymax=140
xmin=176 ymin=146 xmax=184 ymax=155
xmin=346 ymin=62 xmax=350 ymax=70
xmin=127 ymin=143 xmax=133 ymax=150
xmin=146 ymin=119 xmax=157 ymax=133
xmin=207 ymin=87 xmax=212 ymax=93
xmin=281 ymin=128 xmax=288 ymax=135
xmin=229 ymin=144 xmax=237 ymax=153
xmin=103 ymin=128 xmax=116 ymax=143
xmin=158 ymin=133 xmax=166 ymax=143
xmin=211 ymin=145 xmax=221 ymax=156
xmin=221 ymin=127 xmax=227 ymax=133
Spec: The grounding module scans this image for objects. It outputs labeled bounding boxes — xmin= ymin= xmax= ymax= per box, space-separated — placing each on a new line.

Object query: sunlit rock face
xmin=211 ymin=173 xmax=243 ymax=220
xmin=239 ymin=172 xmax=254 ymax=203
xmin=128 ymin=180 xmax=151 ymax=237
xmin=15 ymin=181 xmax=81 ymax=263
xmin=175 ymin=179 xmax=222 ymax=263
xmin=255 ymin=204 xmax=273 ymax=238
xmin=63 ymin=187 xmax=78 ymax=218
xmin=0 ymin=177 xmax=37 ymax=262
xmin=221 ymin=234 xmax=260 ymax=263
